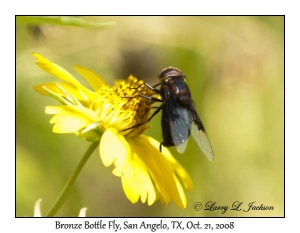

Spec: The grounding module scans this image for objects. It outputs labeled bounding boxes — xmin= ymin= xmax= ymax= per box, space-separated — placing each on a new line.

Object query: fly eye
xmin=158 ymin=67 xmax=186 ymax=80
xmin=166 ymin=70 xmax=180 ymax=77
xmin=159 ymin=68 xmax=178 ymax=78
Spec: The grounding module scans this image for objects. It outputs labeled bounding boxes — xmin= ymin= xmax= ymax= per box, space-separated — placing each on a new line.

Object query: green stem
xmin=46 ymin=141 xmax=99 ymax=217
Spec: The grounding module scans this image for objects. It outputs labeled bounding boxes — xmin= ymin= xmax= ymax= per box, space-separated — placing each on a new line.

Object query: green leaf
xmin=16 ymin=16 xmax=115 ymax=29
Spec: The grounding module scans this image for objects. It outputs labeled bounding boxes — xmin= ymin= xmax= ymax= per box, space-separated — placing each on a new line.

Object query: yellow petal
xmin=174 ymin=175 xmax=187 ymax=209
xmin=135 ymin=135 xmax=190 ymax=209
xmin=146 ymin=135 xmax=193 ymax=191
xmin=99 ymin=128 xmax=130 ymax=176
xmin=132 ymin=138 xmax=173 ymax=205
xmin=32 ymin=53 xmax=93 ymax=99
xmin=120 ymin=154 xmax=156 ymax=205
xmin=32 ymin=53 xmax=81 ymax=86
xmin=100 ymin=131 xmax=158 ymax=206
xmin=127 ymin=142 xmax=157 ymax=205
xmin=34 ymin=82 xmax=86 ymax=101
xmin=120 ymin=162 xmax=140 ymax=203
xmin=74 ymin=66 xmax=106 ymax=91
xmin=46 ymin=105 xmax=97 ymax=133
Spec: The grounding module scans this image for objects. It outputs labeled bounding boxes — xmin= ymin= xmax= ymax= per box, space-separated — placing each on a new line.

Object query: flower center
xmin=94 ymin=76 xmax=158 ymax=138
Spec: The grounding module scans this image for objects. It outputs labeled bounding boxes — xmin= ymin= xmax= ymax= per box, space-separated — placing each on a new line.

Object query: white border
xmin=5 ymin=0 xmax=298 ymax=232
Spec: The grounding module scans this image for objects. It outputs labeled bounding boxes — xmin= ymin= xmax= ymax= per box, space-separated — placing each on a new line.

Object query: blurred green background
xmin=16 ymin=16 xmax=284 ymax=217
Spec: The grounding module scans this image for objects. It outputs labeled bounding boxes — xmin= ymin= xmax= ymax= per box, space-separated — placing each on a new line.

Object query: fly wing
xmin=164 ymin=91 xmax=190 ymax=154
xmin=189 ymin=105 xmax=214 ymax=161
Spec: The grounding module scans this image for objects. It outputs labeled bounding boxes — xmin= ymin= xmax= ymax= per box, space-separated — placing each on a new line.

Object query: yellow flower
xmin=33 ymin=53 xmax=193 ymax=209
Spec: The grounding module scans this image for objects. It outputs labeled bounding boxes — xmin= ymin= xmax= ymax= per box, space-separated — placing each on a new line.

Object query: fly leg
xmin=128 ymin=82 xmax=161 ymax=93
xmin=143 ymin=82 xmax=161 ymax=93
xmin=122 ymin=82 xmax=162 ymax=131
xmin=159 ymin=142 xmax=164 ymax=152
xmin=123 ymin=104 xmax=163 ymax=131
